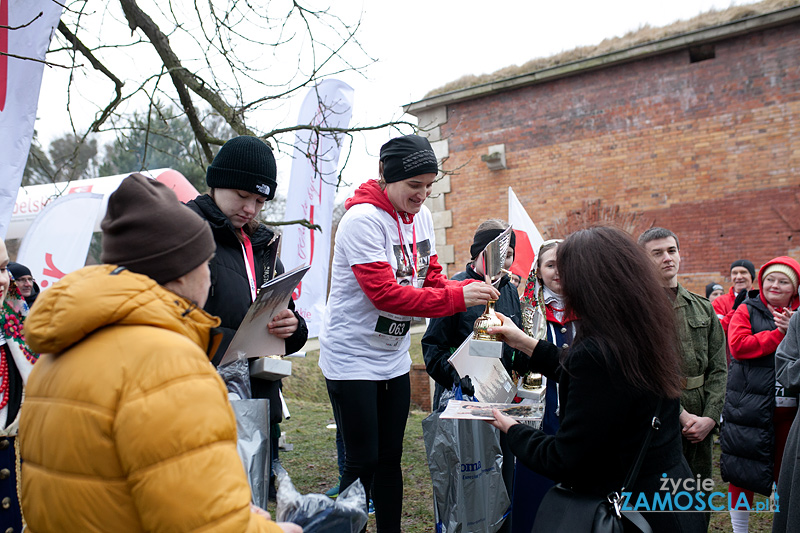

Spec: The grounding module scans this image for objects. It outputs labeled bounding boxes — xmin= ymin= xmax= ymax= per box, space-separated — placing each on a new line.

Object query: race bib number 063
xmin=369 ymin=312 xmax=411 ymax=349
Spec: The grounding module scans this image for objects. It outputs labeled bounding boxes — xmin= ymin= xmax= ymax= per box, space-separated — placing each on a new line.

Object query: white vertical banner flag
xmin=17 ymin=193 xmax=104 ymax=290
xmin=0 ymin=1 xmax=64 ymax=239
xmin=508 ymin=187 xmax=545 ymax=279
xmin=281 ymin=80 xmax=354 ymax=338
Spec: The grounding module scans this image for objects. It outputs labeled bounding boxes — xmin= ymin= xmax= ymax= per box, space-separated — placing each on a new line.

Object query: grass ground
xmin=277 ymin=333 xmax=775 ymax=532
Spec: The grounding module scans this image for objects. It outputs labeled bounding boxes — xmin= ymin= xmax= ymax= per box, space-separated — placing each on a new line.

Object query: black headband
xmin=380 ymin=135 xmax=439 ymax=183
xmin=471 ymin=228 xmax=516 ymax=260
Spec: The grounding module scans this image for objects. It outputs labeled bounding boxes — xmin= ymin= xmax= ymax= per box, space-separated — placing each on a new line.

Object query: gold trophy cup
xmin=470 ymin=226 xmax=513 ymax=357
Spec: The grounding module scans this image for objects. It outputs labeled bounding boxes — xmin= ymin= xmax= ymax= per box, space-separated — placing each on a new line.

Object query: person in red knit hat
xmin=720 ymin=256 xmax=800 ymax=533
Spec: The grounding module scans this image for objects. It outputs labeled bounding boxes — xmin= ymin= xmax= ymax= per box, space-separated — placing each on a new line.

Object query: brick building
xmin=406 ymin=4 xmax=800 ymax=294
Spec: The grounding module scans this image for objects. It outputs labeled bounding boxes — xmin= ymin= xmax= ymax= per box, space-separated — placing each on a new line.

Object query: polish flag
xmin=508 ymin=187 xmax=544 ymax=279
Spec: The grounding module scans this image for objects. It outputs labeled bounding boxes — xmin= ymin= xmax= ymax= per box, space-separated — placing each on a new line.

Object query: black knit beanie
xmin=705 ymin=282 xmax=723 ymax=298
xmin=471 ymin=228 xmax=516 ymax=260
xmin=379 ymin=135 xmax=439 ymax=183
xmin=730 ymin=259 xmax=756 ymax=281
xmin=101 ymin=173 xmax=216 ymax=285
xmin=206 ymin=136 xmax=277 ymax=200
xmin=7 ymin=262 xmax=31 ymax=280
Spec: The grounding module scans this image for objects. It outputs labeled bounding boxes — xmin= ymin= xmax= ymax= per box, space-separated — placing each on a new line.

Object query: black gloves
xmin=455 ymin=375 xmax=475 ymax=397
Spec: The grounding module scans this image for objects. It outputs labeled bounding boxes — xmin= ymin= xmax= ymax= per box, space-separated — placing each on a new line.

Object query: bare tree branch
xmin=262 ymin=120 xmax=420 ymax=140
xmin=57 ymin=20 xmax=124 ymax=132
xmin=118 ymin=0 xmax=255 ymax=138
xmin=173 ymin=77 xmax=214 ymax=162
xmin=1 ymin=11 xmax=42 ymax=31
xmin=0 ymin=50 xmax=71 ymax=68
xmin=44 ymin=0 xmax=418 ymax=207
xmin=265 ymin=219 xmax=322 ymax=231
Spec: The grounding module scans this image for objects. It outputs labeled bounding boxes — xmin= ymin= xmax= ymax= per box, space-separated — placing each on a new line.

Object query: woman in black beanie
xmin=319 ymin=134 xmax=499 ymax=532
xmin=186 ymin=136 xmax=308 ymax=496
xmin=705 ymin=282 xmax=724 ymax=303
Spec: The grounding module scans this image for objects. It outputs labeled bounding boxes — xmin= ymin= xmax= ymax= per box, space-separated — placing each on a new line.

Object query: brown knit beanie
xmin=101 ymin=173 xmax=215 ymax=284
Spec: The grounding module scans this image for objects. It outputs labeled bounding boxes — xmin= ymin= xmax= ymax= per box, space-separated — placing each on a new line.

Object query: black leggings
xmin=326 ymin=374 xmax=410 ymax=533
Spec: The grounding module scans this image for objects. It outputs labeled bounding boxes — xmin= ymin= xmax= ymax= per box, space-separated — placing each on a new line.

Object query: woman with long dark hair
xmin=488 ymin=226 xmax=705 ymax=532
xmin=510 ymin=238 xmax=576 ymax=532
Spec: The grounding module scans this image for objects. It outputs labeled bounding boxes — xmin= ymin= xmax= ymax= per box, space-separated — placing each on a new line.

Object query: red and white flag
xmin=508 ymin=187 xmax=544 ymax=279
xmin=281 ymin=80 xmax=354 ymax=338
xmin=0 ymin=0 xmax=63 ymax=239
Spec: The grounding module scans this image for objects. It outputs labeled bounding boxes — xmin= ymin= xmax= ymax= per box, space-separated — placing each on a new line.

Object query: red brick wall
xmin=409 ymin=363 xmax=432 ymax=412
xmin=642 ymin=187 xmax=800 ymax=293
xmin=439 ymin=24 xmax=800 ymax=295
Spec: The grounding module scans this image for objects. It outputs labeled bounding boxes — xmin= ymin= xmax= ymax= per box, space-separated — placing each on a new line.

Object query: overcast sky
xmin=35 ymin=0 xmax=759 ymax=200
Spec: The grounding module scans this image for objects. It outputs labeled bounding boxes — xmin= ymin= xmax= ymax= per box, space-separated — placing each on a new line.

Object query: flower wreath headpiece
xmin=520 ymin=239 xmax=563 ymax=340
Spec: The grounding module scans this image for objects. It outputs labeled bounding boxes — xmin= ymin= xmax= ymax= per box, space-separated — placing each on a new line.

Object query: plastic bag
xmin=449 ymin=383 xmax=472 ymax=403
xmin=219 ymin=358 xmax=252 ymax=400
xmin=230 ymin=399 xmax=270 ymax=508
xmin=422 ymin=388 xmax=510 ymax=532
xmin=275 ymin=464 xmax=369 ymax=533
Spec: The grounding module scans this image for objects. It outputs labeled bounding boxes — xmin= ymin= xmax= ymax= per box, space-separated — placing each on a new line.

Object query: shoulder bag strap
xmin=607 ymin=397 xmax=662 ymax=533
xmin=622 ymin=397 xmax=663 ymax=491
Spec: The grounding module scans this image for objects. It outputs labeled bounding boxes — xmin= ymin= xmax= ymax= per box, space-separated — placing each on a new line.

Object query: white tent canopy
xmin=7 ymin=169 xmax=199 ymax=240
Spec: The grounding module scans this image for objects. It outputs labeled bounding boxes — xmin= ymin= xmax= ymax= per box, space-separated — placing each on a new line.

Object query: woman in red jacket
xmin=720 ymin=256 xmax=800 ymax=533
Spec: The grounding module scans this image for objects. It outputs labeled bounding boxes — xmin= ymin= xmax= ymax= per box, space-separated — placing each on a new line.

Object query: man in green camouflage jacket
xmin=639 ymin=227 xmax=727 ymax=480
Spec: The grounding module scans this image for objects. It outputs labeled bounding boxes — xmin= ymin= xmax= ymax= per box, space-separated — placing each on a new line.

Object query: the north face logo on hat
xmin=256 ymin=183 xmax=272 ymax=196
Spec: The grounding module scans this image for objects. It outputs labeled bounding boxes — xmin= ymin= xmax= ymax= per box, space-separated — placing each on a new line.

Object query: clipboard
xmin=219 ymin=264 xmax=310 ymax=366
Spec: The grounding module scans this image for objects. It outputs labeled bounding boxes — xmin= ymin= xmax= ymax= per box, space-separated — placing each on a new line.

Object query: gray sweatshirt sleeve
xmin=776 ymin=311 xmax=800 ymax=394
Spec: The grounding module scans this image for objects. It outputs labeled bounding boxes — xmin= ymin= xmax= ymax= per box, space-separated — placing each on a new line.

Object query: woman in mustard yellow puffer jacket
xmin=19 ymin=265 xmax=290 ymax=532
xmin=18 ymin=174 xmax=298 ymax=532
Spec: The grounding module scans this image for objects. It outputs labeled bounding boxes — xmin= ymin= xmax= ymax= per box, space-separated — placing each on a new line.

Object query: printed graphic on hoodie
xmin=392 ymin=239 xmax=431 ymax=287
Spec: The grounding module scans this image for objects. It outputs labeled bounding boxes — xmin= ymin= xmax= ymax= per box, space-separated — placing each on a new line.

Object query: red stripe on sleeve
xmin=351 ymin=261 xmax=469 ymax=318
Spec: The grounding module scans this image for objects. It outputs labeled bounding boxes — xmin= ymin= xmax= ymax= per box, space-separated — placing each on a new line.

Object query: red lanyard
xmin=396 ymin=214 xmax=417 ymax=278
xmin=240 ymin=229 xmax=257 ymax=302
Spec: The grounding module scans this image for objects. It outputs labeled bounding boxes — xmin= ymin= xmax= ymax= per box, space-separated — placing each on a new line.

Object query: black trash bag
xmin=275 ymin=464 xmax=369 ymax=533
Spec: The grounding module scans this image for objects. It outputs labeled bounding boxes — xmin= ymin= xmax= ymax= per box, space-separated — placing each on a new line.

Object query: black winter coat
xmin=720 ymin=293 xmax=778 ymax=496
xmin=508 ymin=338 xmax=706 ymax=533
xmin=186 ymin=194 xmax=308 ymax=423
xmin=421 ymin=265 xmax=520 ymax=407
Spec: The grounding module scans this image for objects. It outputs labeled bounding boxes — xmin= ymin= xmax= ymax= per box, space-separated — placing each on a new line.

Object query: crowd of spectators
xmin=3 ymin=134 xmax=800 ymax=533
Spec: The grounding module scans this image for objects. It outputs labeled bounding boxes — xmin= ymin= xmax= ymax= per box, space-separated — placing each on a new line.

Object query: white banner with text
xmin=0 ymin=1 xmax=63 ymax=239
xmin=281 ymin=80 xmax=354 ymax=338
